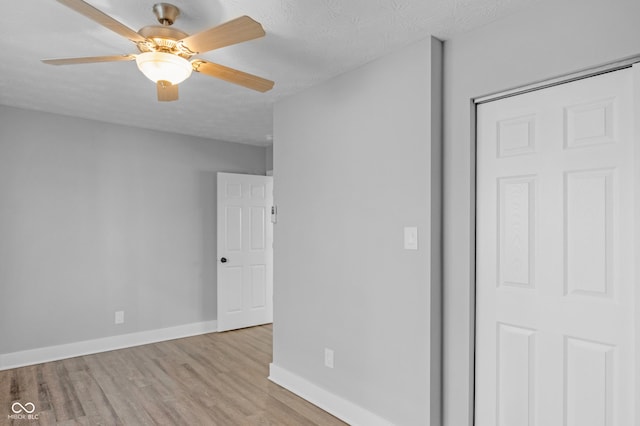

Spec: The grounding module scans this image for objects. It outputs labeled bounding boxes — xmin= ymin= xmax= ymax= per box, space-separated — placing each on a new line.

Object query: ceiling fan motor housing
xmin=137 ymin=25 xmax=192 ymax=57
xmin=140 ymin=3 xmax=192 ymax=57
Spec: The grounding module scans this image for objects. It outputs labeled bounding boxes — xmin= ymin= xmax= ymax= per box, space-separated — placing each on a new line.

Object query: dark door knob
xmin=220 ymin=257 xmax=228 ymax=263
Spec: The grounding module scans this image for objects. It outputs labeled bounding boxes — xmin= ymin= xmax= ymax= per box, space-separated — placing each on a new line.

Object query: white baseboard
xmin=0 ymin=320 xmax=218 ymax=371
xmin=268 ymin=363 xmax=394 ymax=426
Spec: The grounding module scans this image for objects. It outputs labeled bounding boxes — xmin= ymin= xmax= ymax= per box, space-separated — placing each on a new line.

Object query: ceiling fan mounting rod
xmin=152 ymin=3 xmax=180 ymax=26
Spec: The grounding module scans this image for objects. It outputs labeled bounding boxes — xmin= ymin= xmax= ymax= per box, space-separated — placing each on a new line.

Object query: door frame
xmin=468 ymin=55 xmax=640 ymax=424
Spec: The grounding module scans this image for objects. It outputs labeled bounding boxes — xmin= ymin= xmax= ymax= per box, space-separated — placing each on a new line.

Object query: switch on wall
xmin=404 ymin=226 xmax=418 ymax=250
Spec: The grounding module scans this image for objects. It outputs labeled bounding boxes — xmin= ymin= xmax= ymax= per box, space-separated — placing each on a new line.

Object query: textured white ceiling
xmin=0 ymin=0 xmax=535 ymax=146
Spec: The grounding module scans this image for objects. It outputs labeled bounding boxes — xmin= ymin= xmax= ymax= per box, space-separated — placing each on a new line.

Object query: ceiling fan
xmin=42 ymin=0 xmax=275 ymax=101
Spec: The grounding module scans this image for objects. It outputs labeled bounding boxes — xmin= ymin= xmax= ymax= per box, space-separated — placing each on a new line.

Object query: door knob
xmin=220 ymin=257 xmax=227 ymax=263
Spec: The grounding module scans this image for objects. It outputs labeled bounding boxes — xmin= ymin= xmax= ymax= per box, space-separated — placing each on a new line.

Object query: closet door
xmin=475 ymin=66 xmax=637 ymax=425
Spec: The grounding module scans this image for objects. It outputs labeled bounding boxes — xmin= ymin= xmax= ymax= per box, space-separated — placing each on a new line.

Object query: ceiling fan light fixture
xmin=135 ymin=51 xmax=192 ymax=85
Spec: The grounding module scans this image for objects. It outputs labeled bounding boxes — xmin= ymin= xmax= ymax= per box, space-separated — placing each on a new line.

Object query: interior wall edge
xmin=429 ymin=35 xmax=444 ymax=426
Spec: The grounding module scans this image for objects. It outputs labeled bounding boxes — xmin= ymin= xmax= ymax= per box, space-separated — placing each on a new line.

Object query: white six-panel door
xmin=476 ymin=67 xmax=637 ymax=425
xmin=217 ymin=172 xmax=273 ymax=332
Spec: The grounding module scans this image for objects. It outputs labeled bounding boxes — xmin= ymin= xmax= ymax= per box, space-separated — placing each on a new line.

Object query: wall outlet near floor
xmin=114 ymin=310 xmax=125 ymax=325
xmin=324 ymin=348 xmax=334 ymax=369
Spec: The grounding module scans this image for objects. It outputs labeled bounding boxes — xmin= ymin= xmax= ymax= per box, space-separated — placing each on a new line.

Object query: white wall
xmin=0 ymin=106 xmax=266 ymax=355
xmin=272 ymin=37 xmax=442 ymax=425
xmin=443 ymin=0 xmax=640 ymax=424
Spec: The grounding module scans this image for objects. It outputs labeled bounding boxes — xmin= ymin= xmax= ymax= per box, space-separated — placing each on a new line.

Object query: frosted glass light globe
xmin=136 ymin=52 xmax=192 ymax=85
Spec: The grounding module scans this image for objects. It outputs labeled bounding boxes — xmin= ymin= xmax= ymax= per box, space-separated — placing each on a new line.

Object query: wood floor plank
xmin=0 ymin=325 xmax=346 ymax=425
xmin=69 ymin=368 xmax=122 ymax=424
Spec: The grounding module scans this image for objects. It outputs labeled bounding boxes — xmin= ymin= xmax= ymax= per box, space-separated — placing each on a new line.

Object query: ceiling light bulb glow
xmin=135 ymin=52 xmax=192 ymax=85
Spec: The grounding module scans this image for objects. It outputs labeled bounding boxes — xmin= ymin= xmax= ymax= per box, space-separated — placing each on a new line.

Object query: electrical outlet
xmin=114 ymin=310 xmax=125 ymax=325
xmin=324 ymin=348 xmax=334 ymax=369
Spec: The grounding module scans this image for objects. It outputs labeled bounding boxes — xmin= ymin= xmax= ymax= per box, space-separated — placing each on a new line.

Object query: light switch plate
xmin=324 ymin=348 xmax=334 ymax=368
xmin=404 ymin=226 xmax=418 ymax=250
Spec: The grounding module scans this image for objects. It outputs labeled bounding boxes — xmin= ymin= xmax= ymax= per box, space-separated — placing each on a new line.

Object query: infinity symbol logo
xmin=11 ymin=402 xmax=36 ymax=414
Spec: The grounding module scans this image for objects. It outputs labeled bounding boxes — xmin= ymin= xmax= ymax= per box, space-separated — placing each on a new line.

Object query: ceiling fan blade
xmin=41 ymin=55 xmax=135 ymax=65
xmin=193 ymin=61 xmax=274 ymax=92
xmin=157 ymin=80 xmax=179 ymax=102
xmin=178 ymin=16 xmax=265 ymax=54
xmin=56 ymin=0 xmax=146 ymax=43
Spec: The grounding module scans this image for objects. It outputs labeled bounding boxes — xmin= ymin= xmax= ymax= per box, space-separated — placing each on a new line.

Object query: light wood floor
xmin=0 ymin=325 xmax=347 ymax=425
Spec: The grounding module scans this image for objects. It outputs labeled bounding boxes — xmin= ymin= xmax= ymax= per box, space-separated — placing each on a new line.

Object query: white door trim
xmin=632 ymin=62 xmax=640 ymax=418
xmin=474 ymin=54 xmax=640 ymax=105
xmin=469 ymin=57 xmax=640 ymax=425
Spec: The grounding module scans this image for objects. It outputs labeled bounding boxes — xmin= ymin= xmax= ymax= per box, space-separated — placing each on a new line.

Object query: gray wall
xmin=265 ymin=145 xmax=274 ymax=172
xmin=0 ymin=106 xmax=266 ymax=354
xmin=272 ymin=37 xmax=442 ymax=425
xmin=443 ymin=0 xmax=640 ymax=424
